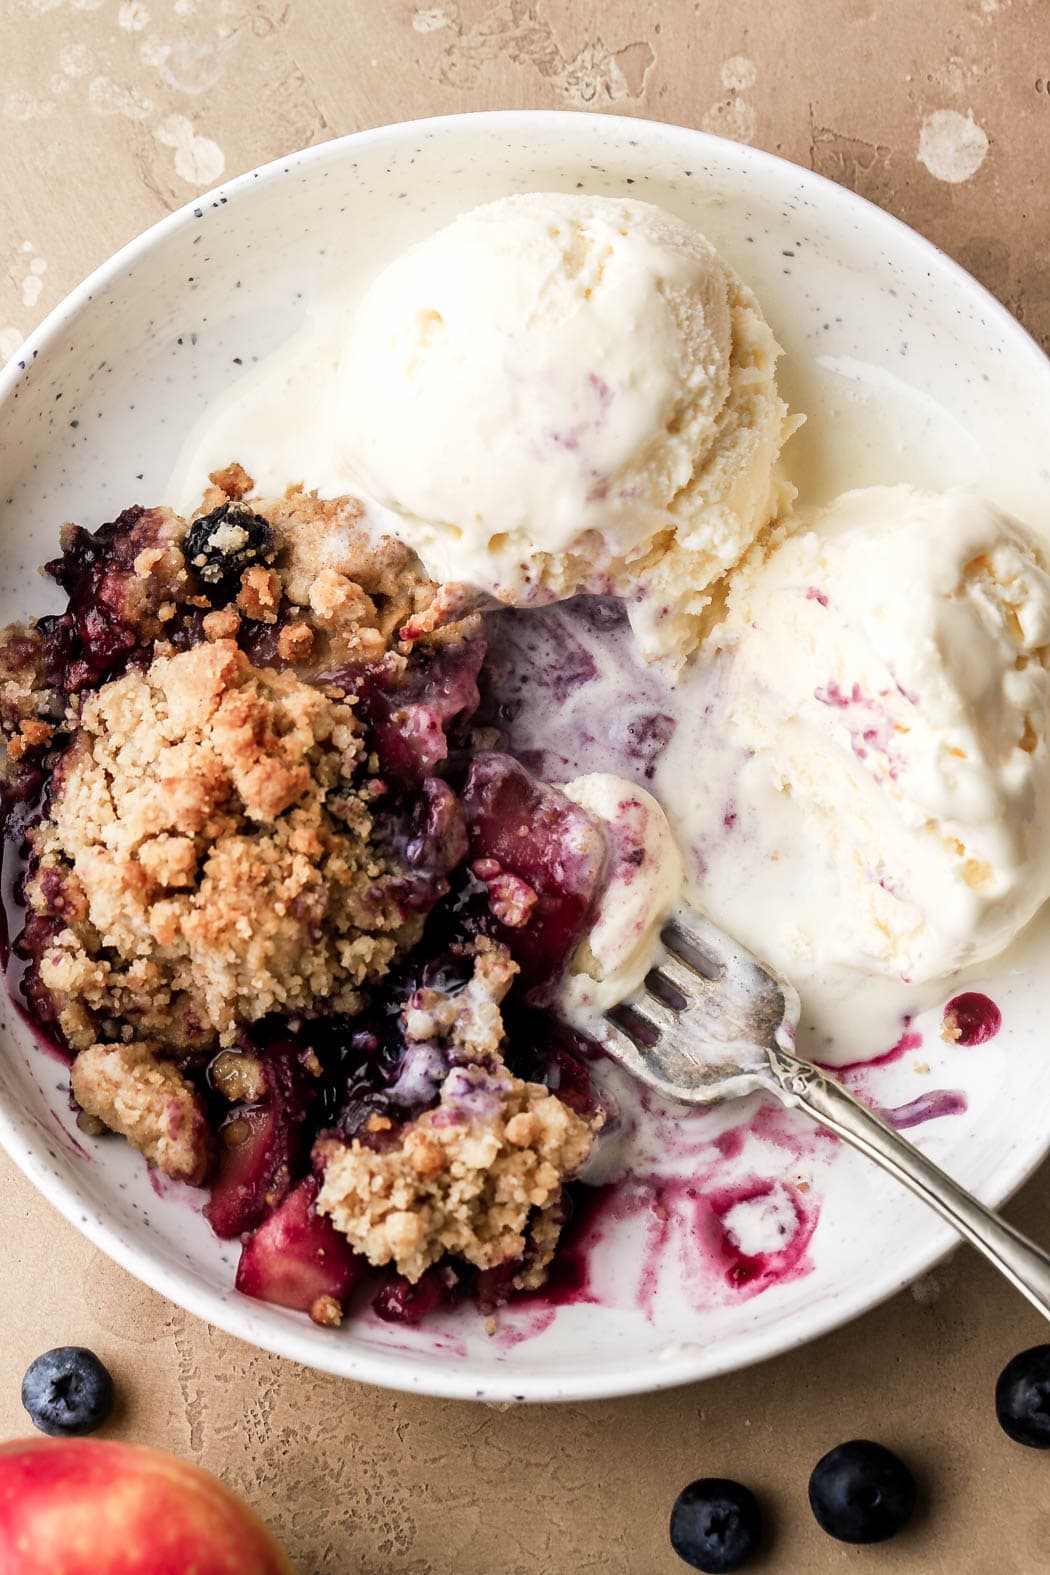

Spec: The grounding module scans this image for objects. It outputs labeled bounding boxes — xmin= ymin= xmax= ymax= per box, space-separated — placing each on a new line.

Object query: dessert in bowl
xmin=1 ymin=112 xmax=1050 ymax=1401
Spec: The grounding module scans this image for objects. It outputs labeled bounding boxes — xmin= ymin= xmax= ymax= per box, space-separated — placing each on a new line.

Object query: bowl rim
xmin=1 ymin=107 xmax=1049 ymax=1403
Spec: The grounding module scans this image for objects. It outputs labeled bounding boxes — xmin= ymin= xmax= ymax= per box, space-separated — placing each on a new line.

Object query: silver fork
xmin=603 ymin=905 xmax=1050 ymax=1320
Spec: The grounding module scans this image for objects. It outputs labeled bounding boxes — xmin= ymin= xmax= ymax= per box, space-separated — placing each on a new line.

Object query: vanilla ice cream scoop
xmin=340 ymin=193 xmax=795 ymax=664
xmin=717 ymin=486 xmax=1050 ymax=983
xmin=557 ymin=774 xmax=683 ymax=1024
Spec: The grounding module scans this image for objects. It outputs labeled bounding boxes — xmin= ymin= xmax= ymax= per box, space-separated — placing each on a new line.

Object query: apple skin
xmin=0 ymin=1438 xmax=295 ymax=1574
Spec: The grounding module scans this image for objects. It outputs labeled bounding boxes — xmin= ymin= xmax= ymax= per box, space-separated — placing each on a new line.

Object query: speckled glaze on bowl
xmin=2 ymin=111 xmax=1050 ymax=1403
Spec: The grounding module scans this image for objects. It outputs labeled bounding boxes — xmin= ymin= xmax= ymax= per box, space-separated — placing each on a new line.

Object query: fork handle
xmin=763 ymin=1044 xmax=1050 ymax=1321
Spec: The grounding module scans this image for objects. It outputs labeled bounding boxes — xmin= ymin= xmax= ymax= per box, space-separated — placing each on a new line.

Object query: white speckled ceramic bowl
xmin=2 ymin=112 xmax=1050 ymax=1403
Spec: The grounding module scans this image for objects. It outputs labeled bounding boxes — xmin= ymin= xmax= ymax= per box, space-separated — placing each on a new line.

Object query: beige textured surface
xmin=2 ymin=2 xmax=1050 ymax=1571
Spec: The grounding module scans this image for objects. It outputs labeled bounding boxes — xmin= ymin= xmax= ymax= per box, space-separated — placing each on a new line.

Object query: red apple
xmin=0 ymin=1438 xmax=295 ymax=1574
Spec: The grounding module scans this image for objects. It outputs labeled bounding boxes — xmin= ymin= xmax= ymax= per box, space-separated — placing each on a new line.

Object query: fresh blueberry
xmin=996 ymin=1344 xmax=1050 ymax=1447
xmin=21 ymin=1346 xmax=115 ymax=1437
xmin=669 ymin=1478 xmax=762 ymax=1572
xmin=183 ymin=502 xmax=275 ymax=596
xmin=808 ymin=1439 xmax=915 ymax=1544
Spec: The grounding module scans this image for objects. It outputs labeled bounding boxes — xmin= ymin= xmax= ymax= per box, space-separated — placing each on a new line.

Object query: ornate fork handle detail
xmin=765 ymin=1043 xmax=836 ymax=1104
xmin=762 ymin=1040 xmax=1050 ymax=1322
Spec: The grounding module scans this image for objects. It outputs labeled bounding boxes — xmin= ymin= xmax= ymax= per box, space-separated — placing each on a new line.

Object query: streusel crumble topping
xmin=71 ymin=1039 xmax=211 ymax=1186
xmin=317 ymin=939 xmax=598 ymax=1284
xmin=27 ymin=638 xmax=414 ymax=1052
xmin=317 ymin=1073 xmax=593 ymax=1286
xmin=0 ymin=465 xmax=607 ymax=1327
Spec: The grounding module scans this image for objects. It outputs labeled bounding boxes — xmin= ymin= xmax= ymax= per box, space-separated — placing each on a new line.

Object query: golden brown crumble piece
xmin=402 ymin=936 xmax=518 ymax=1063
xmin=209 ymin=461 xmax=253 ymax=500
xmin=201 ymin=606 xmax=241 ymax=641
xmin=28 ymin=638 xmax=420 ymax=1050
xmin=309 ymin=1294 xmax=343 ymax=1328
xmin=276 ymin=621 xmax=315 ymax=663
xmin=70 ymin=1040 xmax=211 ymax=1185
xmin=236 ymin=564 xmax=282 ymax=623
xmin=7 ymin=717 xmax=54 ymax=761
xmin=398 ymin=582 xmax=486 ymax=644
xmin=315 ymin=1071 xmax=597 ymax=1284
xmin=308 ymin=567 xmax=374 ymax=625
xmin=196 ymin=462 xmax=254 ymax=516
xmin=0 ymin=624 xmax=58 ymax=751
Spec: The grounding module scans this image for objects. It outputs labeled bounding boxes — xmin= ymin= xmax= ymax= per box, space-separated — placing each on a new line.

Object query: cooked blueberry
xmin=669 ymin=1478 xmax=761 ymax=1572
xmin=183 ymin=502 xmax=275 ymax=593
xmin=372 ymin=1264 xmax=456 ymax=1325
xmin=21 ymin=1346 xmax=115 ymax=1437
xmin=808 ymin=1440 xmax=915 ymax=1544
xmin=996 ymin=1344 xmax=1050 ymax=1447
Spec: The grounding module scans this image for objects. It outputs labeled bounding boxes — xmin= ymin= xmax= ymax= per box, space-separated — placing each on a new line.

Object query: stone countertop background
xmin=1 ymin=1 xmax=1049 ymax=1570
